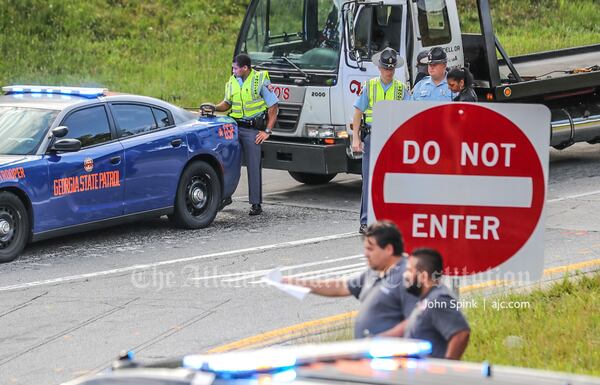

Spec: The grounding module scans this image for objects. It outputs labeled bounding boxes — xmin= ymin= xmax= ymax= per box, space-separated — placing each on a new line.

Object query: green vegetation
xmin=0 ymin=0 xmax=598 ymax=106
xmin=322 ymin=273 xmax=600 ymax=375
xmin=458 ymin=0 xmax=600 ymax=56
xmin=463 ymin=273 xmax=600 ymax=376
xmin=0 ymin=0 xmax=249 ymax=107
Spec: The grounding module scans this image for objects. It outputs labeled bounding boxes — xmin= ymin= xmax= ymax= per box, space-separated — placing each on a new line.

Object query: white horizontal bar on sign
xmin=383 ymin=173 xmax=533 ymax=208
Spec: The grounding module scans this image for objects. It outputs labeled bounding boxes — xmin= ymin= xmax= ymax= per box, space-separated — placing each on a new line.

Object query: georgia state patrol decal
xmin=84 ymin=158 xmax=94 ymax=173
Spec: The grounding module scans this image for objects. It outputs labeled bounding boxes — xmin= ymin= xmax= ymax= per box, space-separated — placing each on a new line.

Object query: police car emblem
xmin=84 ymin=158 xmax=94 ymax=173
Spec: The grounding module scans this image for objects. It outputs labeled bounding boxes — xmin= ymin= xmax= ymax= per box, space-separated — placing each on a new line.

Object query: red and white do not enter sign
xmin=371 ymin=103 xmax=548 ymax=276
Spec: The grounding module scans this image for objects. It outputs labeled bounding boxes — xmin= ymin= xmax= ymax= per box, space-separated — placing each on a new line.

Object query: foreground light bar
xmin=2 ymin=85 xmax=107 ymax=98
xmin=182 ymin=338 xmax=432 ymax=376
xmin=369 ymin=339 xmax=432 ymax=359
xmin=183 ymin=349 xmax=297 ymax=374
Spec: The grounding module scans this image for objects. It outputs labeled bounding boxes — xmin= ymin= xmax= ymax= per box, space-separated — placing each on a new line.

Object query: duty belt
xmin=235 ymin=114 xmax=266 ymax=130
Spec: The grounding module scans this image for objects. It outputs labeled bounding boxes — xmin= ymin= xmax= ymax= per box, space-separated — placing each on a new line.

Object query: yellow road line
xmin=207 ymin=258 xmax=600 ymax=353
xmin=207 ymin=311 xmax=357 ymax=353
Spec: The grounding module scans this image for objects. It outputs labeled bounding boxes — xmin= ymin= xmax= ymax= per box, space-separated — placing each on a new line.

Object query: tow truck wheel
xmin=0 ymin=192 xmax=29 ymax=263
xmin=289 ymin=172 xmax=337 ymax=185
xmin=171 ymin=161 xmax=222 ymax=229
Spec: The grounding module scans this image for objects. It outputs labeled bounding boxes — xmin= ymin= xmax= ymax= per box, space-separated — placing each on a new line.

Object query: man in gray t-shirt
xmin=347 ymin=258 xmax=417 ymax=338
xmin=282 ymin=221 xmax=418 ymax=339
xmin=403 ymin=248 xmax=470 ymax=359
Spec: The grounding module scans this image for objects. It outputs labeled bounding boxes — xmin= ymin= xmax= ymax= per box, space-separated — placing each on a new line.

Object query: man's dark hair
xmin=411 ymin=247 xmax=444 ymax=280
xmin=234 ymin=53 xmax=252 ymax=69
xmin=364 ymin=220 xmax=404 ymax=256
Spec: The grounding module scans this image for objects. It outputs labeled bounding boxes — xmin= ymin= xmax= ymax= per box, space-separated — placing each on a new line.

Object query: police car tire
xmin=172 ymin=161 xmax=222 ymax=229
xmin=0 ymin=192 xmax=29 ymax=263
xmin=288 ymin=171 xmax=337 ymax=185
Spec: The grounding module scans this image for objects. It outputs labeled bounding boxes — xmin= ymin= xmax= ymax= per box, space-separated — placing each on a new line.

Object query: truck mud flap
xmin=259 ymin=140 xmax=348 ymax=174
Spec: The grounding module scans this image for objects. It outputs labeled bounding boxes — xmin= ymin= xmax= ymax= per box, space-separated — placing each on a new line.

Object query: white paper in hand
xmin=263 ymin=268 xmax=311 ymax=300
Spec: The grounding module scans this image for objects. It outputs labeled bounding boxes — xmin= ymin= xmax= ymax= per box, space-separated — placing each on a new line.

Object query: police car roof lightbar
xmin=2 ymin=85 xmax=108 ymax=98
xmin=182 ymin=338 xmax=432 ymax=376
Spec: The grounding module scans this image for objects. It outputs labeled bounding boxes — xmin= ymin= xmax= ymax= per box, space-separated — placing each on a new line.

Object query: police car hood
xmin=0 ymin=155 xmax=29 ymax=168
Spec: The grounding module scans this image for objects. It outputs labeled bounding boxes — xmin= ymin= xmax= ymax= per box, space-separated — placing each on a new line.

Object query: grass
xmin=0 ymin=0 xmax=598 ymax=106
xmin=463 ymin=273 xmax=600 ymax=376
xmin=458 ymin=0 xmax=600 ymax=56
xmin=318 ymin=273 xmax=600 ymax=376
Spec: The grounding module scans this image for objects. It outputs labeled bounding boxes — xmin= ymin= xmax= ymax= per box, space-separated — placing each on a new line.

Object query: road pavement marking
xmin=208 ymin=258 xmax=600 ymax=353
xmin=0 ymin=232 xmax=358 ymax=292
xmin=548 ymin=189 xmax=600 ymax=203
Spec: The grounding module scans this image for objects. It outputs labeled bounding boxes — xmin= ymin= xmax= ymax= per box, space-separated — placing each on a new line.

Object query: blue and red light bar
xmin=2 ymin=85 xmax=108 ymax=99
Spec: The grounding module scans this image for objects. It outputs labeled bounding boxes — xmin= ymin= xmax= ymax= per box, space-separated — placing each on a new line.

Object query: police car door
xmin=409 ymin=0 xmax=464 ymax=74
xmin=109 ymin=103 xmax=187 ymax=214
xmin=45 ymin=104 xmax=125 ymax=229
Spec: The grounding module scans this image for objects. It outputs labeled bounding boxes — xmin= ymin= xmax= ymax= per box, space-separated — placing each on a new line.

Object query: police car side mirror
xmin=51 ymin=138 xmax=82 ymax=153
xmin=52 ymin=126 xmax=69 ymax=138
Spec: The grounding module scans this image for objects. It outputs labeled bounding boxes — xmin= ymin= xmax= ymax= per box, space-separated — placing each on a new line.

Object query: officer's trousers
xmin=238 ymin=126 xmax=262 ymax=205
xmin=360 ymin=133 xmax=371 ymax=225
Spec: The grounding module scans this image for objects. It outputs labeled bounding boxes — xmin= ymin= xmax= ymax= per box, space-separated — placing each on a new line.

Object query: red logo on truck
xmin=349 ymin=80 xmax=362 ymax=95
xmin=272 ymin=86 xmax=290 ymax=101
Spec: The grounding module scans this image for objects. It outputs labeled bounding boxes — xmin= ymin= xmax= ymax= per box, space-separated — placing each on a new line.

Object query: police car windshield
xmin=0 ymin=106 xmax=59 ymax=155
xmin=240 ymin=0 xmax=341 ymax=71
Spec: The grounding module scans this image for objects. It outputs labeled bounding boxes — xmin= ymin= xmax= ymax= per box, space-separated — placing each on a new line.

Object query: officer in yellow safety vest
xmin=211 ymin=53 xmax=279 ymax=216
xmin=351 ymin=48 xmax=409 ymax=235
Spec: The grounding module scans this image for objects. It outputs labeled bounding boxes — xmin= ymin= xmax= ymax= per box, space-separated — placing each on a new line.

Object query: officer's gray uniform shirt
xmin=403 ymin=285 xmax=470 ymax=358
xmin=347 ymin=259 xmax=418 ymax=339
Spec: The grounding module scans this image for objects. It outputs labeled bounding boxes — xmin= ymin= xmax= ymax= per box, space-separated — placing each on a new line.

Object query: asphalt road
xmin=2 ymin=143 xmax=600 ymax=385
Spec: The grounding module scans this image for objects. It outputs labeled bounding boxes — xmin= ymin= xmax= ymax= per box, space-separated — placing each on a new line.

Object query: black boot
xmin=249 ymin=204 xmax=262 ymax=216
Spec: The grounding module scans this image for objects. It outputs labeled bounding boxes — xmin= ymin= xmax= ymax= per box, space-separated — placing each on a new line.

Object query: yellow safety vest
xmin=364 ymin=77 xmax=404 ymax=124
xmin=225 ymin=69 xmax=269 ymax=119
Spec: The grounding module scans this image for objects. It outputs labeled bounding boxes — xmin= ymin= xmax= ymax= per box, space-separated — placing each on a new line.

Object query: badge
xmin=84 ymin=158 xmax=94 ymax=173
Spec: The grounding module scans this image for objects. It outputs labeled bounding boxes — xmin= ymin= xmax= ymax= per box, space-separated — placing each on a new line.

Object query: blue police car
xmin=0 ymin=85 xmax=241 ymax=262
xmin=64 ymin=338 xmax=600 ymax=385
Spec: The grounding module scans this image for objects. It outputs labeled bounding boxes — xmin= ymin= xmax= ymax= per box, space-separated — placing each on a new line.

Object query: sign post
xmin=370 ymin=102 xmax=549 ymax=281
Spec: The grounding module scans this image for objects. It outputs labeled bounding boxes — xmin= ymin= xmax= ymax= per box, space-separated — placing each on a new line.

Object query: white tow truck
xmin=234 ymin=0 xmax=600 ymax=184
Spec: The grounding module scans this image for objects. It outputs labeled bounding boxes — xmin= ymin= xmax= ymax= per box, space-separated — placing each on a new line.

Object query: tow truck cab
xmin=235 ymin=0 xmax=600 ymax=184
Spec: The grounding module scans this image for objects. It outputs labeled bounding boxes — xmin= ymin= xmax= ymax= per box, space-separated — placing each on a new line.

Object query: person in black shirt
xmin=447 ymin=66 xmax=478 ymax=102
xmin=414 ymin=50 xmax=429 ymax=86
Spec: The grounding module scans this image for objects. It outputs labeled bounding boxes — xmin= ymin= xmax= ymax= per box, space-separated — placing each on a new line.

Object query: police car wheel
xmin=172 ymin=161 xmax=222 ymax=229
xmin=288 ymin=172 xmax=337 ymax=185
xmin=0 ymin=192 xmax=29 ymax=263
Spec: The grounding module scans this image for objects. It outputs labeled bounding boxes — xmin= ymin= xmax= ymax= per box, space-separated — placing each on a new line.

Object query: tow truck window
xmin=62 ymin=106 xmax=112 ymax=148
xmin=0 ymin=107 xmax=58 ymax=155
xmin=112 ymin=104 xmax=159 ymax=137
xmin=268 ymin=0 xmax=304 ymax=45
xmin=240 ymin=0 xmax=341 ymax=71
xmin=354 ymin=5 xmax=403 ymax=61
xmin=417 ymin=0 xmax=451 ymax=47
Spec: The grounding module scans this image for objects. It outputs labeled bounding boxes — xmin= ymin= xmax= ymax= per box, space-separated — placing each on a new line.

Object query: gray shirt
xmin=404 ymin=284 xmax=470 ymax=358
xmin=347 ymin=258 xmax=418 ymax=338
